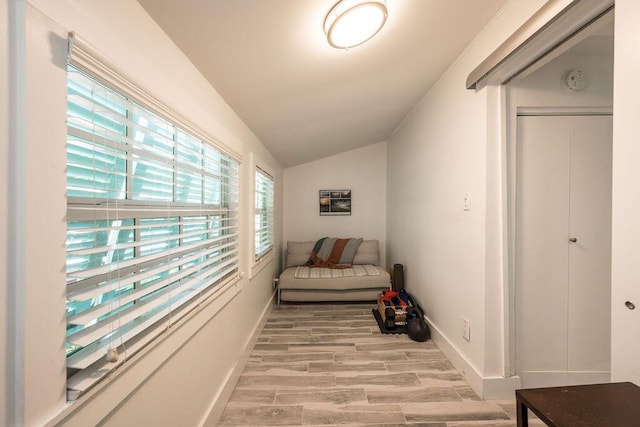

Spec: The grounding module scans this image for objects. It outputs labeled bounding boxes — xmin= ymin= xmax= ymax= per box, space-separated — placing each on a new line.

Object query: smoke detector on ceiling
xmin=564 ymin=69 xmax=588 ymax=91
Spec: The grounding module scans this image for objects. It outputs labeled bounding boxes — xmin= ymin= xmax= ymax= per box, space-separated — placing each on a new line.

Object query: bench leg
xmin=277 ymin=287 xmax=281 ymax=309
xmin=516 ymin=399 xmax=528 ymax=427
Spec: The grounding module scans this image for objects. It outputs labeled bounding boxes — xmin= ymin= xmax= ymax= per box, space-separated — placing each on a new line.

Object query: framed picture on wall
xmin=320 ymin=190 xmax=351 ymax=216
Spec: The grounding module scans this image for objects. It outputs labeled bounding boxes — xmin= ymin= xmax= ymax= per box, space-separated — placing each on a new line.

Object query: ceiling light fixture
xmin=324 ymin=0 xmax=388 ymax=49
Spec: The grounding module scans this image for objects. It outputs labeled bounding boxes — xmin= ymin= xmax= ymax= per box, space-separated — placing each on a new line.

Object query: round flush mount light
xmin=324 ymin=0 xmax=388 ymax=49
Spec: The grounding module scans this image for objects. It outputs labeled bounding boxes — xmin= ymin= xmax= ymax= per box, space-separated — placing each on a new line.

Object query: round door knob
xmin=625 ymin=301 xmax=636 ymax=310
xmin=569 ymin=237 xmax=578 ymax=243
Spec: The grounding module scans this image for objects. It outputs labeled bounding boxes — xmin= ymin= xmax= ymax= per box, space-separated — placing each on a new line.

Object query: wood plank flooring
xmin=219 ymin=303 xmax=538 ymax=426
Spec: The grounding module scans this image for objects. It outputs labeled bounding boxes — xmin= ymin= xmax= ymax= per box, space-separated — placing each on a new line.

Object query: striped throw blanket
xmin=294 ymin=264 xmax=380 ymax=279
xmin=304 ymin=237 xmax=363 ymax=269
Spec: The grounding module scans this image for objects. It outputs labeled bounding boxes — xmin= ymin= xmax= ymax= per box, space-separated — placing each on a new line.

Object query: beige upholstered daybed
xmin=277 ymin=239 xmax=390 ymax=307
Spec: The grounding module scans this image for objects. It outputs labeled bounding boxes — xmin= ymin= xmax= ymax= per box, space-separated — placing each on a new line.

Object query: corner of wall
xmin=282 ymin=142 xmax=387 ymax=266
xmin=425 ymin=316 xmax=520 ymax=400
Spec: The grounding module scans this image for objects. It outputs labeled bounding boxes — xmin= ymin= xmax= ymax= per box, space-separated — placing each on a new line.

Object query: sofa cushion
xmin=286 ymin=239 xmax=380 ymax=268
xmin=352 ymin=240 xmax=380 ymax=265
xmin=285 ymin=241 xmax=315 ymax=268
xmin=294 ymin=264 xmax=380 ymax=279
xmin=279 ymin=265 xmax=389 ymax=290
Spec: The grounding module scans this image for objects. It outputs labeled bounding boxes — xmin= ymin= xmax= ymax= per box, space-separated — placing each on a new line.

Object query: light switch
xmin=464 ymin=193 xmax=472 ymax=211
xmin=462 ymin=317 xmax=471 ymax=341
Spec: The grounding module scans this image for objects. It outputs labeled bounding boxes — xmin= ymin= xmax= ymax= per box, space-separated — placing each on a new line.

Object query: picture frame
xmin=319 ymin=190 xmax=351 ymax=216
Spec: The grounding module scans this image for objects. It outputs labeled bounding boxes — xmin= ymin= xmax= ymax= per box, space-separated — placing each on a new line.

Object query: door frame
xmin=474 ymin=6 xmax=616 ymax=389
xmin=469 ymin=0 xmax=617 ymax=395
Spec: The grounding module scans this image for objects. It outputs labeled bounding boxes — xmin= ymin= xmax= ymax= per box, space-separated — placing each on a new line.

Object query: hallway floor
xmin=219 ymin=303 xmax=538 ymax=426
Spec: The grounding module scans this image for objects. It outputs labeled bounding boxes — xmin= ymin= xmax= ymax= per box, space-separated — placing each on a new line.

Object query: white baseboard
xmin=483 ymin=375 xmax=522 ymax=399
xmin=425 ymin=317 xmax=612 ymax=399
xmin=200 ymin=292 xmax=275 ymax=426
xmin=518 ymin=371 xmax=610 ymax=389
xmin=425 ymin=316 xmax=521 ymax=400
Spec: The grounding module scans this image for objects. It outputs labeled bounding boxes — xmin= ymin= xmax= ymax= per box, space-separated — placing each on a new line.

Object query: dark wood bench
xmin=516 ymin=382 xmax=640 ymax=426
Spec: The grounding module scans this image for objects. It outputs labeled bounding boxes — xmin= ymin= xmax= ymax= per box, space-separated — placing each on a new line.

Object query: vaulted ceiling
xmin=138 ymin=0 xmax=509 ymax=167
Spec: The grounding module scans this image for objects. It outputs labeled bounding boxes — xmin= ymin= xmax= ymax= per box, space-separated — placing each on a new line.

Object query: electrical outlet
xmin=462 ymin=317 xmax=471 ymax=341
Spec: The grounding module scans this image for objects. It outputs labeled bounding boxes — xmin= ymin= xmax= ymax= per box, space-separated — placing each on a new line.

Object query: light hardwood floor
xmin=219 ymin=303 xmax=535 ymax=426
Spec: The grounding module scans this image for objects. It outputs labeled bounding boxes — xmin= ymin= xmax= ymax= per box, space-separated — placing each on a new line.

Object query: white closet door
xmin=515 ymin=114 xmax=612 ymax=387
xmin=567 ymin=115 xmax=612 ymax=372
xmin=516 ymin=115 xmax=571 ymax=379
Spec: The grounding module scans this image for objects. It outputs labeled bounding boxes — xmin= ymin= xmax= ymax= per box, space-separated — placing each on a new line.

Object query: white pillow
xmin=285 ymin=241 xmax=315 ymax=268
xmin=352 ymin=240 xmax=379 ymax=265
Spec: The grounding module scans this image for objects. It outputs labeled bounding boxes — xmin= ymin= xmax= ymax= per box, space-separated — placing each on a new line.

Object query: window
xmin=254 ymin=166 xmax=274 ymax=262
xmin=65 ymin=64 xmax=239 ymax=398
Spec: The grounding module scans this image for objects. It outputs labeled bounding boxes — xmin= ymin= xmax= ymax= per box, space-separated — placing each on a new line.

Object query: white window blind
xmin=254 ymin=167 xmax=274 ymax=262
xmin=65 ymin=35 xmax=240 ymax=399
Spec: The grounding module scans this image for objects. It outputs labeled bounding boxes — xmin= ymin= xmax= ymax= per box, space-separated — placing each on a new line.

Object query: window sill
xmin=250 ymin=251 xmax=274 ymax=280
xmin=48 ymin=275 xmax=243 ymax=426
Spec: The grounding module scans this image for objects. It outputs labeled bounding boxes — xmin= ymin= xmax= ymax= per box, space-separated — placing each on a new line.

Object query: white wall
xmin=5 ymin=0 xmax=283 ymax=425
xmin=283 ymin=141 xmax=387 ymax=268
xmin=385 ymin=0 xmax=640 ymax=397
xmin=611 ymin=0 xmax=640 ymax=385
xmin=386 ymin=0 xmax=550 ymax=397
xmin=508 ymin=49 xmax=614 ymax=108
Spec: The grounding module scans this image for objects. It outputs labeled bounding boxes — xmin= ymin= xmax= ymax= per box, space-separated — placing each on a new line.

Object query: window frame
xmin=65 ymin=34 xmax=243 ymax=401
xmin=250 ymin=154 xmax=275 ymax=278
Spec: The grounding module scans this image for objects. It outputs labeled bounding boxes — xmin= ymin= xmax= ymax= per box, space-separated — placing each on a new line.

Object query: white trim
xmin=468 ymin=0 xmax=614 ymax=89
xmin=512 ymin=9 xmax=614 ymax=83
xmin=482 ymin=375 xmax=522 ymax=400
xmin=46 ymin=278 xmax=243 ymax=426
xmin=496 ymin=3 xmax=615 ymax=384
xmin=425 ymin=316 xmax=483 ymax=395
xmin=7 ymin=0 xmax=27 ymax=424
xmin=250 ymin=250 xmax=274 ymax=280
xmin=249 ymin=152 xmax=275 ymax=279
xmin=517 ymin=106 xmax=613 ymax=116
xmin=199 ymin=293 xmax=275 ymax=426
xmin=505 ymin=91 xmax=518 ymax=379
xmin=518 ymin=371 xmax=610 ymax=389
xmin=425 ymin=315 xmax=520 ymax=400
